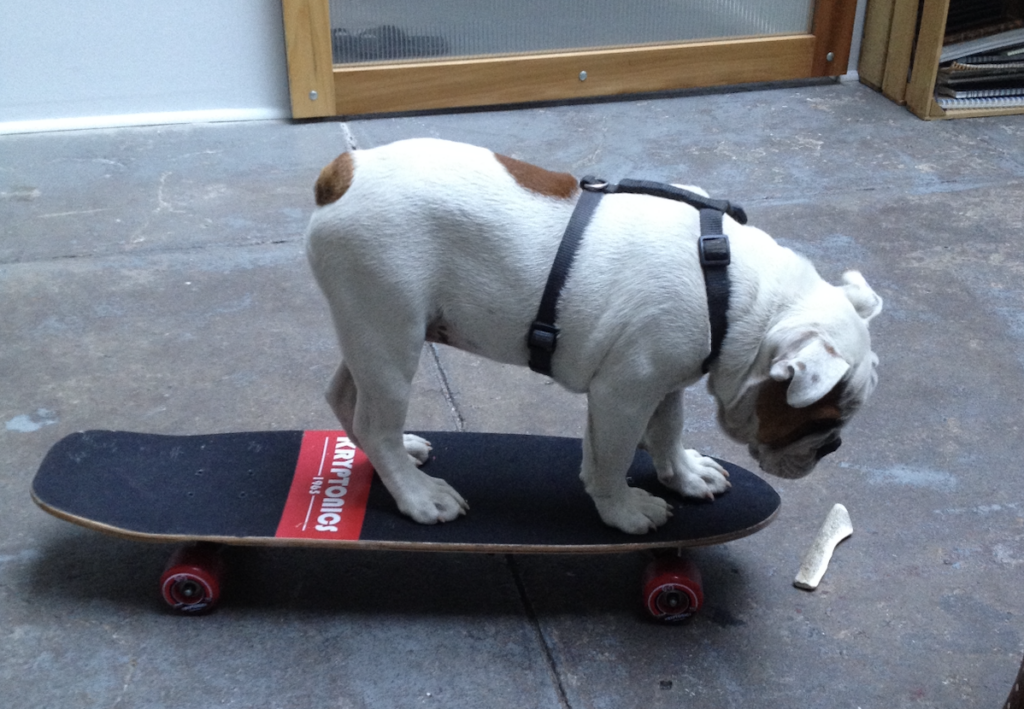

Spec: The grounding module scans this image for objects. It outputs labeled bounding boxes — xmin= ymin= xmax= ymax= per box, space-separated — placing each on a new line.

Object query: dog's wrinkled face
xmin=720 ymin=348 xmax=878 ymax=479
xmin=715 ymin=270 xmax=881 ymax=479
xmin=749 ymin=378 xmax=849 ymax=479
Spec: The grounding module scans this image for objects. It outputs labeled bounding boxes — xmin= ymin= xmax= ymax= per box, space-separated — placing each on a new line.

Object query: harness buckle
xmin=698 ymin=234 xmax=731 ymax=267
xmin=580 ymin=176 xmax=610 ymax=192
xmin=527 ymin=321 xmax=559 ymax=353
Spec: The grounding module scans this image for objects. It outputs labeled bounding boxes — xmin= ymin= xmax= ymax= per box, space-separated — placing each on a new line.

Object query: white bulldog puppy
xmin=305 ymin=138 xmax=881 ymax=534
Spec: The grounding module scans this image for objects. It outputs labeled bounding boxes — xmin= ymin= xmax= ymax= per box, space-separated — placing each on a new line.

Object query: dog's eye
xmin=815 ymin=436 xmax=842 ymax=460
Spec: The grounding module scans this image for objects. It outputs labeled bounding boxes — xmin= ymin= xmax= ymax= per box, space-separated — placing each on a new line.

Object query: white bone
xmin=793 ymin=503 xmax=853 ymax=591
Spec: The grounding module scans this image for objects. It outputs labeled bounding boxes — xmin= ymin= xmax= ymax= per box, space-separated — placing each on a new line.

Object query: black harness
xmin=527 ymin=177 xmax=747 ymax=378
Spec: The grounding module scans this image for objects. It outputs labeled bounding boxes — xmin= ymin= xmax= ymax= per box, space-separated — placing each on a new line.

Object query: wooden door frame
xmin=282 ymin=0 xmax=859 ymax=118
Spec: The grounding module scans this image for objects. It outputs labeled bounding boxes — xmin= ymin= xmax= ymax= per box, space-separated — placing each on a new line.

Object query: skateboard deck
xmin=33 ymin=429 xmax=779 ymax=551
xmin=32 ymin=430 xmax=780 ymax=617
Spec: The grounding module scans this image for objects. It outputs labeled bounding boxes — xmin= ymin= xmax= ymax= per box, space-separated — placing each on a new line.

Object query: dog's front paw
xmin=659 ymin=449 xmax=731 ymax=501
xmin=594 ymin=487 xmax=672 ymax=535
xmin=394 ymin=469 xmax=469 ymax=524
xmin=403 ymin=433 xmax=432 ymax=466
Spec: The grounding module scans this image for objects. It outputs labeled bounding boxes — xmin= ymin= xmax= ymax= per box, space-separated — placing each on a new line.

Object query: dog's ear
xmin=770 ymin=334 xmax=850 ymax=409
xmin=840 ymin=271 xmax=882 ymax=322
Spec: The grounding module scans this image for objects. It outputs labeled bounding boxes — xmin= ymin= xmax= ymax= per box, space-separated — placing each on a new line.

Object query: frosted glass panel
xmin=330 ymin=0 xmax=815 ymax=64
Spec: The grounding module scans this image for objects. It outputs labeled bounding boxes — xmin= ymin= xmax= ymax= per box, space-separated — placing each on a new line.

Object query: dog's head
xmin=718 ymin=271 xmax=882 ymax=479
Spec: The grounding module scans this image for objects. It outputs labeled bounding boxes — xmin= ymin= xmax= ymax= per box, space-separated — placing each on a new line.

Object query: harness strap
xmin=527 ymin=177 xmax=742 ymax=377
xmin=614 ymin=178 xmax=748 ymax=224
xmin=698 ymin=208 xmax=731 ymax=373
xmin=527 ymin=184 xmax=604 ymax=375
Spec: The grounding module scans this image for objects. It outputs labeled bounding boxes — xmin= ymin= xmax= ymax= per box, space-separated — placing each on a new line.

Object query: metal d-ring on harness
xmin=526 ymin=176 xmax=748 ymax=377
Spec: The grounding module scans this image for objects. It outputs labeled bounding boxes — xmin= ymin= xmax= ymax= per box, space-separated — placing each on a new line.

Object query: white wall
xmin=847 ymin=0 xmax=868 ymax=83
xmin=0 ymin=0 xmax=292 ymax=134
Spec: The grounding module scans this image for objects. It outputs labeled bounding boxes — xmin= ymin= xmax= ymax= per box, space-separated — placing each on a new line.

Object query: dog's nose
xmin=815 ymin=436 xmax=842 ymax=460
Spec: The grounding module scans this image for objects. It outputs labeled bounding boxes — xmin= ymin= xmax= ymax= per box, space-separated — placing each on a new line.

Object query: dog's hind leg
xmin=326 ymin=361 xmax=431 ymax=466
xmin=309 ymin=226 xmax=464 ymax=523
xmin=325 ymin=362 xmax=359 ymax=444
xmin=336 ymin=318 xmax=468 ymax=524
xmin=641 ymin=390 xmax=730 ymax=500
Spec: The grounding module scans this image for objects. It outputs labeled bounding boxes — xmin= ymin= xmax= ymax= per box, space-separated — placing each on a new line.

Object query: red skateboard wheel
xmin=642 ymin=555 xmax=704 ymax=621
xmin=160 ymin=544 xmax=223 ymax=613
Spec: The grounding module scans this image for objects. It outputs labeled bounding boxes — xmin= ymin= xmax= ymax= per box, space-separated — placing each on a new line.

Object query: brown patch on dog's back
xmin=756 ymin=380 xmax=844 ymax=449
xmin=315 ymin=152 xmax=355 ymax=206
xmin=494 ymin=153 xmax=579 ymax=200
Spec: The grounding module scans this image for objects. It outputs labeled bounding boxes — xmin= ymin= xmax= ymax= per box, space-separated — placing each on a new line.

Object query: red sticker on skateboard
xmin=275 ymin=431 xmax=375 ymax=540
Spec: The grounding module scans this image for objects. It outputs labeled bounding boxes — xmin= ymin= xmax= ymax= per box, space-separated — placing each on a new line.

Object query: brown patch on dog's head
xmin=755 ymin=379 xmax=844 ymax=449
xmin=494 ymin=153 xmax=579 ymax=200
xmin=315 ymin=152 xmax=354 ymax=206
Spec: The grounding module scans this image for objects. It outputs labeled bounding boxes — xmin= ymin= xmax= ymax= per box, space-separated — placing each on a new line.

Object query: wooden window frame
xmin=282 ymin=0 xmax=858 ymax=118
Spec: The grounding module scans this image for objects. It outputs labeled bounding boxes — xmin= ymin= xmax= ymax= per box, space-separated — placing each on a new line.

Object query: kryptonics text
xmin=313 ymin=435 xmax=357 ymax=532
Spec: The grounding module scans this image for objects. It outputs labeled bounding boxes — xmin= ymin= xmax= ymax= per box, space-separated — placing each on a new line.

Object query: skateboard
xmin=32 ymin=429 xmax=780 ymax=620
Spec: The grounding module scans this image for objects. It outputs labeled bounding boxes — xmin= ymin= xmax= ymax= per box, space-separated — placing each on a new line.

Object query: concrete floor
xmin=2 ymin=80 xmax=1023 ymax=708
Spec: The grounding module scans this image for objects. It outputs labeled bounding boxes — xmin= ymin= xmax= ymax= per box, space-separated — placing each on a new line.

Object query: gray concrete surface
xmin=2 ymin=80 xmax=1023 ymax=708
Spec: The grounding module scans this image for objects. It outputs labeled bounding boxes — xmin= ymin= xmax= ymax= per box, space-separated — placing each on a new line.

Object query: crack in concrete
xmin=111 ymin=658 xmax=137 ymax=709
xmin=0 ymin=237 xmax=305 ymax=268
xmin=506 ymin=554 xmax=573 ymax=709
xmin=428 ymin=343 xmax=466 ymax=432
